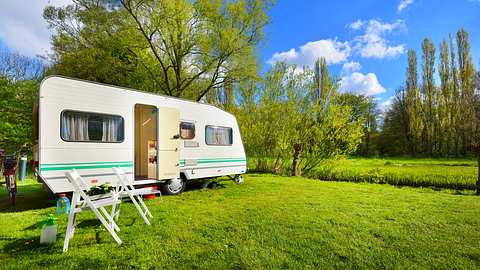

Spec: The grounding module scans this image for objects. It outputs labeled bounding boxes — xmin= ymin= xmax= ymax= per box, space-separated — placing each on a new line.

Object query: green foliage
xmin=44 ymin=0 xmax=272 ymax=101
xmin=381 ymin=28 xmax=477 ymax=157
xmin=337 ymin=93 xmax=378 ymax=156
xmin=0 ymin=76 xmax=38 ymax=154
xmin=86 ymin=183 xmax=114 ymax=196
xmin=405 ymin=49 xmax=422 ymax=154
xmin=236 ymin=61 xmax=364 ymax=175
xmin=1 ymin=175 xmax=480 ymax=269
xmin=421 ymin=38 xmax=436 ymax=155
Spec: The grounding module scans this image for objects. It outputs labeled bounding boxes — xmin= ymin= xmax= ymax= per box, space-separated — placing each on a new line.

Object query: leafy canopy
xmin=44 ymin=0 xmax=272 ymax=100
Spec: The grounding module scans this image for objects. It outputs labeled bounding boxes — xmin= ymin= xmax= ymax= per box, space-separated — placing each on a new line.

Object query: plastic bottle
xmin=39 ymin=215 xmax=58 ymax=244
xmin=56 ymin=193 xmax=71 ymax=215
xmin=40 ymin=223 xmax=57 ymax=244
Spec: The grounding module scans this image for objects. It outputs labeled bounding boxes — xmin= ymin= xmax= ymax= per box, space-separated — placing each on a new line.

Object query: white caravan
xmin=34 ymin=76 xmax=246 ymax=195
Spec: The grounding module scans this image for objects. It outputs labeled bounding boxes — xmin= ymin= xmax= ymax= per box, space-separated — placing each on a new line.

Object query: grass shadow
xmin=0 ymin=183 xmax=55 ymax=213
xmin=451 ymin=190 xmax=477 ymax=196
xmin=76 ymin=219 xmax=101 ymax=228
xmin=76 ymin=216 xmax=138 ymax=228
xmin=2 ymin=235 xmax=59 ymax=254
xmin=185 ymin=179 xmax=228 ymax=191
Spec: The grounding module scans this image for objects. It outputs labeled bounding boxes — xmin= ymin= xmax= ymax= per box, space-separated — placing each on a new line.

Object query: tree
xmin=0 ymin=77 xmax=38 ymax=153
xmin=337 ymin=93 xmax=378 ymax=156
xmin=473 ymin=71 xmax=480 ymax=194
xmin=0 ymin=48 xmax=44 ymax=81
xmin=378 ymin=29 xmax=478 ymax=158
xmin=44 ymin=0 xmax=272 ymax=101
xmin=314 ymin=57 xmax=332 ymax=106
xmin=235 ymin=62 xmax=363 ymax=176
xmin=456 ymin=29 xmax=476 ymax=155
xmin=421 ymin=38 xmax=436 ymax=155
xmin=405 ymin=49 xmax=422 ymax=154
xmin=288 ymin=65 xmax=363 ymax=176
xmin=0 ymin=50 xmax=43 ymax=154
xmin=438 ymin=40 xmax=451 ymax=155
xmin=378 ymin=88 xmax=409 ymax=155
xmin=449 ymin=34 xmax=461 ymax=156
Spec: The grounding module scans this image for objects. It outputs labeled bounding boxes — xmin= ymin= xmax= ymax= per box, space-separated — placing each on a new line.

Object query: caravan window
xmin=61 ymin=110 xmax=124 ymax=143
xmin=205 ymin=126 xmax=233 ymax=146
xmin=180 ymin=122 xmax=195 ymax=139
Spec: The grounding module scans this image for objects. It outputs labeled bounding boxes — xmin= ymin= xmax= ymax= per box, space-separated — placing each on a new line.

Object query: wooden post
xmin=477 ymin=152 xmax=480 ymax=195
xmin=474 ymin=143 xmax=480 ymax=195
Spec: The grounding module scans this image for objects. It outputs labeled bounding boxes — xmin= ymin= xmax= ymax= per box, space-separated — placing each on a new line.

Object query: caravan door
xmin=157 ymin=107 xmax=180 ymax=179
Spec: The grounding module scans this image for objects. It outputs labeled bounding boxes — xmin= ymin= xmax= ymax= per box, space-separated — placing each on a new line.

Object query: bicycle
xmin=3 ymin=154 xmax=18 ymax=206
xmin=2 ymin=145 xmax=26 ymax=206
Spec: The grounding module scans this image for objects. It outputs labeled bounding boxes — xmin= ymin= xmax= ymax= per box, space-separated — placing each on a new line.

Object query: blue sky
xmin=260 ymin=0 xmax=480 ymax=107
xmin=0 ymin=0 xmax=478 ymax=108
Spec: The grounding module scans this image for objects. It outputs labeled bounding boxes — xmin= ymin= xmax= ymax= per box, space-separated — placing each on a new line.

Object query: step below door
xmin=157 ymin=107 xmax=180 ymax=179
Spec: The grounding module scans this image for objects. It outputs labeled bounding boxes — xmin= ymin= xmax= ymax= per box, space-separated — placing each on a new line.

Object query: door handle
xmin=172 ymin=134 xmax=180 ymax=139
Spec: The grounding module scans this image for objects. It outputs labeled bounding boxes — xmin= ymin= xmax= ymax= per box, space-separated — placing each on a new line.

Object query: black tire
xmin=160 ymin=178 xmax=186 ymax=195
xmin=9 ymin=191 xmax=16 ymax=206
xmin=207 ymin=181 xmax=217 ymax=189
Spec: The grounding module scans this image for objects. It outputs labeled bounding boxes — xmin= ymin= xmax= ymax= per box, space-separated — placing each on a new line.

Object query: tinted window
xmin=180 ymin=122 xmax=195 ymax=139
xmin=205 ymin=126 xmax=233 ymax=145
xmin=61 ymin=110 xmax=124 ymax=142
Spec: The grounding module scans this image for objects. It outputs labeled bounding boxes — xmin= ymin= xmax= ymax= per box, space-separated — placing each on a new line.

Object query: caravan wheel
xmin=161 ymin=178 xmax=186 ymax=195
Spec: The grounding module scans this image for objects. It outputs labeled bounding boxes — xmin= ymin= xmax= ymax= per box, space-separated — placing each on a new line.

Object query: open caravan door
xmin=157 ymin=107 xmax=180 ymax=180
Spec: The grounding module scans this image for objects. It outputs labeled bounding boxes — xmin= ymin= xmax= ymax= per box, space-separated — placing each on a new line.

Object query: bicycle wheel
xmin=9 ymin=190 xmax=16 ymax=206
xmin=6 ymin=175 xmax=16 ymax=206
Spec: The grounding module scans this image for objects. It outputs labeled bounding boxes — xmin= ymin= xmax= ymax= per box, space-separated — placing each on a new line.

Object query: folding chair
xmin=63 ymin=170 xmax=122 ymax=252
xmin=112 ymin=167 xmax=161 ymax=226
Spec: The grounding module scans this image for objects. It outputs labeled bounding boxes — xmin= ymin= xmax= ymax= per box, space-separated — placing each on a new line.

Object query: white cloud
xmin=349 ymin=20 xmax=364 ymax=31
xmin=349 ymin=19 xmax=406 ymax=59
xmin=0 ymin=0 xmax=73 ymax=57
xmin=339 ymin=72 xmax=386 ymax=96
xmin=341 ymin=61 xmax=361 ymax=74
xmin=268 ymin=39 xmax=350 ymax=67
xmin=379 ymin=96 xmax=395 ymax=112
xmin=398 ymin=0 xmax=414 ymax=12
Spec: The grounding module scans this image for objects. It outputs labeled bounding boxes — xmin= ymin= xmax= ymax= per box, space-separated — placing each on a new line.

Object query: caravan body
xmin=36 ymin=76 xmax=246 ymax=194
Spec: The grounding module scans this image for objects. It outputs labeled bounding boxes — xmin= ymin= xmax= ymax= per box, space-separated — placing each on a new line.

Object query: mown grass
xmin=306 ymin=157 xmax=478 ymax=190
xmin=1 ymin=174 xmax=480 ymax=269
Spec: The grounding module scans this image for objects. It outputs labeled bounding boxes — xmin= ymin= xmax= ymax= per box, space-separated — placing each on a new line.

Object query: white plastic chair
xmin=112 ymin=167 xmax=161 ymax=225
xmin=63 ymin=170 xmax=122 ymax=252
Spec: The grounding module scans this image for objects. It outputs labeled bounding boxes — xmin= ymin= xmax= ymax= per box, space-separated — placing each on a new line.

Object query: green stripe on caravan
xmin=40 ymin=158 xmax=246 ymax=171
xmin=41 ymin=161 xmax=134 ymax=167
xmin=180 ymin=158 xmax=246 ymax=164
xmin=179 ymin=158 xmax=246 ymax=167
xmin=40 ymin=164 xmax=134 ymax=171
xmin=197 ymin=160 xmax=246 ymax=164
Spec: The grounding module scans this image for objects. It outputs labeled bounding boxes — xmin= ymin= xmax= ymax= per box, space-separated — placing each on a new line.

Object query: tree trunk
xmin=365 ymin=131 xmax=370 ymax=157
xmin=291 ymin=143 xmax=302 ymax=176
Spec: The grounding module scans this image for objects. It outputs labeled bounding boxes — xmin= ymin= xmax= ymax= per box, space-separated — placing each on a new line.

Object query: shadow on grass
xmin=3 ymin=235 xmax=111 ymax=268
xmin=0 ymin=183 xmax=55 ymax=213
xmin=76 ymin=219 xmax=101 ymax=228
xmin=185 ymin=179 xmax=227 ymax=191
xmin=2 ymin=235 xmax=58 ymax=254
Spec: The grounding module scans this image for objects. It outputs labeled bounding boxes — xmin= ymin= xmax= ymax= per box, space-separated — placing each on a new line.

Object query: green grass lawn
xmin=1 ymin=175 xmax=480 ymax=269
xmin=306 ymin=157 xmax=478 ymax=190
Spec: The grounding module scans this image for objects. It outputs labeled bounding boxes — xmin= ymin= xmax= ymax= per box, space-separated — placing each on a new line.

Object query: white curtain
xmin=62 ymin=112 xmax=123 ymax=142
xmin=102 ymin=116 xmax=119 ymax=142
xmin=62 ymin=112 xmax=89 ymax=141
xmin=206 ymin=127 xmax=231 ymax=145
